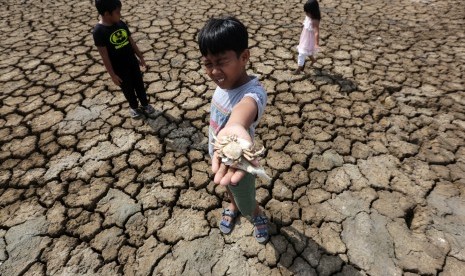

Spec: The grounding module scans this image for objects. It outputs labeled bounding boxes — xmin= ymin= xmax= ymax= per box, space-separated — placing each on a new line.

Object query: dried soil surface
xmin=1 ymin=0 xmax=464 ymax=275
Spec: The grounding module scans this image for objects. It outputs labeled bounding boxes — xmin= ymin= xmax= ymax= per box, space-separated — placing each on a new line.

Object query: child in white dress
xmin=293 ymin=0 xmax=321 ymax=74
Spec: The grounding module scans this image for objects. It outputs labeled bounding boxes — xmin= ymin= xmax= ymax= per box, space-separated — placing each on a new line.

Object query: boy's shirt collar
xmin=221 ymin=76 xmax=256 ymax=92
xmin=98 ymin=19 xmax=122 ymax=27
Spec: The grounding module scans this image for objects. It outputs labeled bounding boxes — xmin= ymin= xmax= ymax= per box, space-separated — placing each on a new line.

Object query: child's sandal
xmin=252 ymin=215 xmax=269 ymax=244
xmin=219 ymin=208 xmax=239 ymax=234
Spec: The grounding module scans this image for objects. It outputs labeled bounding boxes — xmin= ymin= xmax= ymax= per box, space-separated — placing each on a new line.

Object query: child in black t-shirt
xmin=92 ymin=0 xmax=154 ymax=118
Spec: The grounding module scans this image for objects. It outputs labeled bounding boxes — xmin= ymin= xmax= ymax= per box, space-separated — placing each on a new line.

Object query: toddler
xmin=293 ymin=0 xmax=321 ymax=74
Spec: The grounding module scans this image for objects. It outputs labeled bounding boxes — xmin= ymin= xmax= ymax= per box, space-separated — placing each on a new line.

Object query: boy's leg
xmin=227 ymin=173 xmax=257 ymax=220
xmin=225 ymin=187 xmax=239 ymax=212
xmin=119 ymin=75 xmax=139 ymax=109
xmin=229 ymin=173 xmax=269 ymax=243
xmin=132 ymin=68 xmax=149 ymax=107
xmin=220 ymin=187 xmax=239 ymax=225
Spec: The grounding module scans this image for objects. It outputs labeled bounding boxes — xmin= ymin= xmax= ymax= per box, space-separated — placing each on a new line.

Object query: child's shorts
xmin=228 ymin=172 xmax=256 ymax=219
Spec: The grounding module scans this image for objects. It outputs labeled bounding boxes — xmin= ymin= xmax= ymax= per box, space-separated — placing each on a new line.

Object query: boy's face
xmin=104 ymin=7 xmax=121 ymax=24
xmin=202 ymin=49 xmax=250 ymax=90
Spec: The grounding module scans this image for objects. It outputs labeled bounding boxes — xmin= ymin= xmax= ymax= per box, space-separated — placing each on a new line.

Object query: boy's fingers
xmin=214 ymin=163 xmax=227 ymax=184
xmin=230 ymin=170 xmax=246 ymax=185
xmin=211 ymin=153 xmax=220 ymax=173
xmin=220 ymin=168 xmax=235 ymax=186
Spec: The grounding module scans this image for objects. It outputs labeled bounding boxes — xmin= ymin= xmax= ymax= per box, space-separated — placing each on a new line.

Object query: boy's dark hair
xmin=197 ymin=16 xmax=248 ymax=57
xmin=95 ymin=0 xmax=122 ymax=15
xmin=304 ymin=0 xmax=321 ymax=20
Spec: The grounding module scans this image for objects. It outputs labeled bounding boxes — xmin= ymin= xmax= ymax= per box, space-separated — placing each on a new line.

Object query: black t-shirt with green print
xmin=92 ymin=20 xmax=138 ymax=72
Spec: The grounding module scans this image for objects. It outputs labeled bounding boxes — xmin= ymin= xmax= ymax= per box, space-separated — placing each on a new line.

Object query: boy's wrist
xmin=224 ymin=122 xmax=247 ymax=130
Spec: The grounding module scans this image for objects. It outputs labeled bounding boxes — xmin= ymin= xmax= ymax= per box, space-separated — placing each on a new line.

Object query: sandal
xmin=252 ymin=215 xmax=269 ymax=244
xmin=219 ymin=208 xmax=239 ymax=234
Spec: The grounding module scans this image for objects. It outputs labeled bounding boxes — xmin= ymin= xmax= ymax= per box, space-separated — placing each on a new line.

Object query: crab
xmin=211 ymin=130 xmax=271 ymax=181
xmin=214 ymin=134 xmax=265 ymax=165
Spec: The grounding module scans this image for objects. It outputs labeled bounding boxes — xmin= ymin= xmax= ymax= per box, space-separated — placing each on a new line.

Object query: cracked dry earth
xmin=0 ymin=0 xmax=464 ymax=275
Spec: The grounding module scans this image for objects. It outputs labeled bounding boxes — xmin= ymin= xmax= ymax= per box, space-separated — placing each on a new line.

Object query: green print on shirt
xmin=110 ymin=29 xmax=129 ymax=49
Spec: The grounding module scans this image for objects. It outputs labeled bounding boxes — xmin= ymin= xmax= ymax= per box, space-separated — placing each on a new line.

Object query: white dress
xmin=297 ymin=16 xmax=318 ymax=56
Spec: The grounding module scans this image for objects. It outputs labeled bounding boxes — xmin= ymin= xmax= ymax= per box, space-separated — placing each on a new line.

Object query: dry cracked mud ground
xmin=1 ymin=0 xmax=464 ymax=275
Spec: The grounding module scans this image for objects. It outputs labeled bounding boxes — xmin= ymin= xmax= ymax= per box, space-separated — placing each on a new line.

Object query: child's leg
xmin=224 ymin=187 xmax=261 ymax=220
xmin=297 ymin=53 xmax=306 ymax=67
xmin=293 ymin=53 xmax=307 ymax=74
xmin=227 ymin=173 xmax=257 ymax=219
xmin=119 ymin=76 xmax=139 ymax=109
xmin=225 ymin=187 xmax=238 ymax=211
xmin=252 ymin=203 xmax=261 ymax=217
xmin=309 ymin=55 xmax=316 ymax=65
xmin=228 ymin=173 xmax=268 ymax=242
xmin=220 ymin=187 xmax=239 ymax=226
xmin=132 ymin=68 xmax=149 ymax=107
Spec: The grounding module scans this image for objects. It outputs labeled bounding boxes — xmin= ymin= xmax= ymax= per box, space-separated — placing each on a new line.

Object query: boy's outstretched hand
xmin=212 ymin=124 xmax=259 ymax=186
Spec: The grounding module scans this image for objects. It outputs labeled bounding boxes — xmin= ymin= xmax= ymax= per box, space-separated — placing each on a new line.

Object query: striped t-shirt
xmin=208 ymin=76 xmax=267 ymax=157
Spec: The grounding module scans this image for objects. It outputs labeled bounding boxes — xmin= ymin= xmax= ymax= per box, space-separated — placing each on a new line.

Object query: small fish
xmin=222 ymin=156 xmax=272 ymax=182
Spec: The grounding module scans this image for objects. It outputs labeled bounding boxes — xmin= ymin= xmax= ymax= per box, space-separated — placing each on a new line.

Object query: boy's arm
xmin=129 ymin=37 xmax=146 ymax=67
xmin=226 ymin=97 xmax=257 ymax=129
xmin=97 ymin=46 xmax=122 ymax=86
xmin=212 ymin=97 xmax=259 ymax=186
